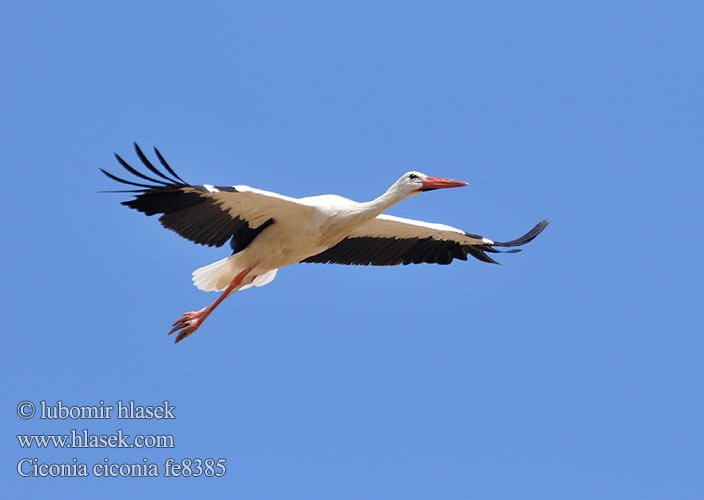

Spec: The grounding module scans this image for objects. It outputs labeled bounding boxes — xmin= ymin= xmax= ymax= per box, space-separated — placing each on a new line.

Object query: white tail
xmin=192 ymin=255 xmax=240 ymax=291
xmin=192 ymin=256 xmax=278 ymax=292
xmin=240 ymin=269 xmax=278 ymax=291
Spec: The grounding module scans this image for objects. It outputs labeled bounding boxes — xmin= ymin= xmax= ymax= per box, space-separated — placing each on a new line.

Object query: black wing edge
xmin=100 ymin=144 xmax=250 ymax=248
xmin=301 ymin=219 xmax=549 ymax=266
xmin=492 ymin=219 xmax=549 ymax=248
xmin=99 ymin=142 xmax=188 ymax=193
xmin=464 ymin=219 xmax=549 ymax=265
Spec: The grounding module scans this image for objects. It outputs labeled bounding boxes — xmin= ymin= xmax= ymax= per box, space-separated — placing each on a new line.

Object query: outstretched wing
xmin=302 ymin=214 xmax=548 ymax=266
xmin=101 ymin=143 xmax=313 ymax=252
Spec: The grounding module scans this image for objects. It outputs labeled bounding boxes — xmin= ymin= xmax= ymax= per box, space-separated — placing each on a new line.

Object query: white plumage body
xmin=194 ymin=193 xmax=400 ymax=291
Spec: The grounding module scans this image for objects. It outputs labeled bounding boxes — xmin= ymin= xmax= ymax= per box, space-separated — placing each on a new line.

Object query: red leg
xmin=169 ymin=268 xmax=254 ymax=343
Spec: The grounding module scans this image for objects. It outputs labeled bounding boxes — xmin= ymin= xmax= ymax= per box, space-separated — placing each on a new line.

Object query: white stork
xmin=102 ymin=144 xmax=548 ymax=343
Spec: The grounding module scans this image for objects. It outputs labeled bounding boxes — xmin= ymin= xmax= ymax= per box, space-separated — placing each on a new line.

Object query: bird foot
xmin=168 ymin=308 xmax=207 ymax=343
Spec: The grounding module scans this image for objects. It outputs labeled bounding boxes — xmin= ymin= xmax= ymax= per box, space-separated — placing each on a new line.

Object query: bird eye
xmin=408 ymin=174 xmax=418 ymax=180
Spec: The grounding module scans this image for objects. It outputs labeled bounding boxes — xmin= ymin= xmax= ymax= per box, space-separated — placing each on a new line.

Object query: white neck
xmin=356 ymin=183 xmax=413 ymax=219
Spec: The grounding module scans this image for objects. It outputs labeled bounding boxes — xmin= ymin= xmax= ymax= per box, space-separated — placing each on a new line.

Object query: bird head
xmin=395 ymin=171 xmax=468 ymax=195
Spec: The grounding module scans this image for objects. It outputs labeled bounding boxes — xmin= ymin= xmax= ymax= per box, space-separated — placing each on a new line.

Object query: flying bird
xmin=102 ymin=144 xmax=548 ymax=343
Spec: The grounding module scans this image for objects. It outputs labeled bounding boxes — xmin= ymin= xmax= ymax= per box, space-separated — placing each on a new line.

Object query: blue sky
xmin=2 ymin=1 xmax=702 ymax=498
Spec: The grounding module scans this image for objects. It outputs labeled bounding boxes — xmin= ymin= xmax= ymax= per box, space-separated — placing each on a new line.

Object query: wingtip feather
xmin=495 ymin=219 xmax=549 ymax=247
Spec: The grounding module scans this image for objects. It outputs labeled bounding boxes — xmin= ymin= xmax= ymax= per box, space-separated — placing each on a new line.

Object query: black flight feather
xmin=101 ymin=145 xmax=273 ymax=251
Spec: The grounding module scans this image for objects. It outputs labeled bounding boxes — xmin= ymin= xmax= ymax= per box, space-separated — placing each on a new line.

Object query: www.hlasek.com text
xmin=17 ymin=429 xmax=174 ymax=449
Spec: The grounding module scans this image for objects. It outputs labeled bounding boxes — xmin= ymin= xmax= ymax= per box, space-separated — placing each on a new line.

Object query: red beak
xmin=419 ymin=176 xmax=468 ymax=191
